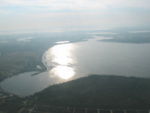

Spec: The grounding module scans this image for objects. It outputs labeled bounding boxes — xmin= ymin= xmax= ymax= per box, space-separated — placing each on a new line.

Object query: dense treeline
xmin=31 ymin=75 xmax=150 ymax=109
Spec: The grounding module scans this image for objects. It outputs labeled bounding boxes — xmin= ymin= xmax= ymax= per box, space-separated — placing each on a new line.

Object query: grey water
xmin=1 ymin=35 xmax=150 ymax=96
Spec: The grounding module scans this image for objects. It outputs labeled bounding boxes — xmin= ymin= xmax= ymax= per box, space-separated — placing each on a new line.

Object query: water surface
xmin=1 ymin=36 xmax=150 ymax=96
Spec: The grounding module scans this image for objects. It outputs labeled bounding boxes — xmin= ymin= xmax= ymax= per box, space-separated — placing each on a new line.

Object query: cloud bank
xmin=0 ymin=0 xmax=150 ymax=33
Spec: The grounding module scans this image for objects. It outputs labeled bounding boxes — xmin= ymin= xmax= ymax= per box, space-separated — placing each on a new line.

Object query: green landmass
xmin=30 ymin=75 xmax=150 ymax=109
xmin=1 ymin=75 xmax=150 ymax=113
xmin=0 ymin=51 xmax=46 ymax=80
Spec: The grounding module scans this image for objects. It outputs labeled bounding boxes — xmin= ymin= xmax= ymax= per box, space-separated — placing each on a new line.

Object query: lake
xmin=1 ymin=31 xmax=150 ymax=96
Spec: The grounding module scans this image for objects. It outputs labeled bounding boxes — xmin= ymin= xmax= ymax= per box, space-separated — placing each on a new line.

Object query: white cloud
xmin=0 ymin=0 xmax=150 ymax=33
xmin=0 ymin=11 xmax=150 ymax=32
xmin=1 ymin=0 xmax=150 ymax=11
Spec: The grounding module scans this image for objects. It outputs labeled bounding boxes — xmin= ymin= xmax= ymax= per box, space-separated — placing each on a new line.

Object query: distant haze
xmin=0 ymin=0 xmax=150 ymax=34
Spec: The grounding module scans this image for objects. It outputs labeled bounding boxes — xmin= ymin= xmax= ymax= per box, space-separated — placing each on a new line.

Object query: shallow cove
xmin=1 ymin=37 xmax=150 ymax=96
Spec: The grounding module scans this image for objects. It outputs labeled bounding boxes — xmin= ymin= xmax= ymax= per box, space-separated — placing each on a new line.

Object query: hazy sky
xmin=0 ymin=0 xmax=150 ymax=33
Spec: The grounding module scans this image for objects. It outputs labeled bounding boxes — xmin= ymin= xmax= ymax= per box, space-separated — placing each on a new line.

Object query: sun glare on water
xmin=44 ymin=43 xmax=76 ymax=80
xmin=50 ymin=66 xmax=75 ymax=79
xmin=50 ymin=44 xmax=74 ymax=65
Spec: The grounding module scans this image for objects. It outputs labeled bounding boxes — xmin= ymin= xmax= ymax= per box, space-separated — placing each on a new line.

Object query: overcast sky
xmin=0 ymin=0 xmax=150 ymax=33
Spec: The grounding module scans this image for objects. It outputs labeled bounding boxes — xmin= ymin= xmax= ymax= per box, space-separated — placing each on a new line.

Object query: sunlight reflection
xmin=50 ymin=44 xmax=74 ymax=65
xmin=43 ymin=43 xmax=76 ymax=79
xmin=50 ymin=66 xmax=75 ymax=79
